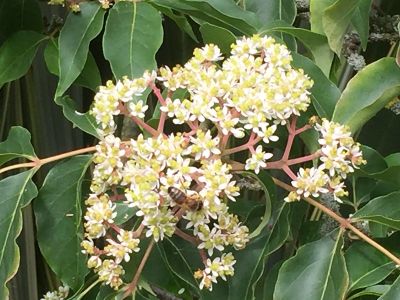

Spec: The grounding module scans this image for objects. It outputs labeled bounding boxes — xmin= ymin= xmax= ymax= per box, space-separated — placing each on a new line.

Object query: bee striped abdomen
xmin=168 ymin=187 xmax=186 ymax=204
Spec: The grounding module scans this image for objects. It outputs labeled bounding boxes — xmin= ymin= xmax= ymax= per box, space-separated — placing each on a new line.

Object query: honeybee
xmin=167 ymin=186 xmax=203 ymax=211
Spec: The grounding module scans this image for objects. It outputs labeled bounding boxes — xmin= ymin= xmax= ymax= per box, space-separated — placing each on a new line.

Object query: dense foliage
xmin=0 ymin=0 xmax=400 ymax=299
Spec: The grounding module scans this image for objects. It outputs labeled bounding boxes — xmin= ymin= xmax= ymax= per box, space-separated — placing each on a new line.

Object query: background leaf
xmin=0 ymin=126 xmax=36 ymax=167
xmin=332 ymin=58 xmax=400 ymax=133
xmin=34 ymin=156 xmax=92 ymax=291
xmin=152 ymin=0 xmax=257 ymax=35
xmin=228 ymin=201 xmax=290 ymax=300
xmin=0 ymin=0 xmax=42 ymax=43
xmin=352 ymin=191 xmax=400 ymax=230
xmin=378 ymin=274 xmax=400 ymax=300
xmin=345 ymin=242 xmax=396 ymax=292
xmin=0 ymin=170 xmax=37 ymax=300
xmin=309 ymin=0 xmax=336 ymax=34
xmin=54 ymin=96 xmax=100 ymax=139
xmin=322 ymin=0 xmax=361 ymax=55
xmin=351 ymin=0 xmax=373 ymax=50
xmin=274 ymin=230 xmax=348 ymax=300
xmin=0 ymin=31 xmax=45 ymax=88
xmin=44 ymin=38 xmax=101 ymax=92
xmin=103 ymin=2 xmax=163 ymax=79
xmin=56 ymin=2 xmax=105 ymax=97
xmin=199 ymin=23 xmax=236 ymax=54
xmin=245 ymin=0 xmax=296 ymax=26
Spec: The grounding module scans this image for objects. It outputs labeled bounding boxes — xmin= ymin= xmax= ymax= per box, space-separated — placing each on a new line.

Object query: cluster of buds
xmin=83 ymin=33 xmax=363 ymax=293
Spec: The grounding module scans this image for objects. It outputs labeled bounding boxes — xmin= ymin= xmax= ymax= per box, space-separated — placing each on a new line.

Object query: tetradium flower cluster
xmin=82 ymin=33 xmax=361 ymax=293
xmin=285 ymin=119 xmax=366 ymax=203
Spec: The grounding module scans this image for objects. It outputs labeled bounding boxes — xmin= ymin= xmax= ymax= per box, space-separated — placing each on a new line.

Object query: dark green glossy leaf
xmin=55 ymin=96 xmax=100 ymax=139
xmin=0 ymin=126 xmax=36 ymax=167
xmin=351 ymin=0 xmax=373 ymax=50
xmin=309 ymin=0 xmax=336 ymax=34
xmin=0 ymin=31 xmax=45 ymax=88
xmin=352 ymin=191 xmax=400 ymax=230
xmin=152 ymin=0 xmax=258 ymax=35
xmin=114 ymin=203 xmax=137 ymax=225
xmin=348 ymin=285 xmax=391 ymax=300
xmin=292 ymin=53 xmax=340 ymax=119
xmin=228 ymin=202 xmax=290 ymax=300
xmin=0 ymin=0 xmax=42 ymax=43
xmin=358 ymin=145 xmax=388 ymax=175
xmin=322 ymin=0 xmax=361 ymax=54
xmin=332 ymin=58 xmax=400 ymax=133
xmin=262 ymin=260 xmax=284 ymax=300
xmin=103 ymin=2 xmax=163 ymax=79
xmin=0 ymin=169 xmax=37 ymax=300
xmin=56 ymin=2 xmax=105 ymax=97
xmin=199 ymin=23 xmax=236 ymax=54
xmin=245 ymin=0 xmax=296 ymax=26
xmin=266 ymin=27 xmax=333 ymax=77
xmin=34 ymin=156 xmax=92 ymax=291
xmin=237 ymin=170 xmax=273 ymax=239
xmin=155 ymin=6 xmax=198 ymax=41
xmin=378 ymin=274 xmax=400 ymax=300
xmin=274 ymin=230 xmax=348 ymax=300
xmin=157 ymin=238 xmax=200 ymax=296
xmin=345 ymin=242 xmax=396 ymax=292
xmin=44 ymin=38 xmax=101 ymax=91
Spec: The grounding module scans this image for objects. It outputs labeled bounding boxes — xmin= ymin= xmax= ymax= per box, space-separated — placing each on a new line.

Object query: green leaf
xmin=309 ymin=0 xmax=336 ymax=34
xmin=55 ymin=96 xmax=100 ymax=139
xmin=351 ymin=0 xmax=373 ymax=50
xmin=0 ymin=126 xmax=36 ymax=167
xmin=345 ymin=242 xmax=396 ymax=292
xmin=332 ymin=58 xmax=400 ymax=133
xmin=157 ymin=238 xmax=200 ymax=295
xmin=56 ymin=2 xmax=105 ymax=97
xmin=103 ymin=2 xmax=163 ymax=79
xmin=352 ymin=191 xmax=400 ymax=230
xmin=237 ymin=171 xmax=273 ymax=239
xmin=114 ymin=202 xmax=137 ymax=225
xmin=0 ymin=30 xmax=46 ymax=88
xmin=199 ymin=23 xmax=236 ymax=54
xmin=274 ymin=230 xmax=348 ymax=300
xmin=0 ymin=0 xmax=42 ymax=43
xmin=245 ymin=0 xmax=296 ymax=26
xmin=228 ymin=202 xmax=290 ymax=300
xmin=378 ymin=274 xmax=400 ymax=300
xmin=152 ymin=0 xmax=258 ymax=35
xmin=322 ymin=0 xmax=361 ymax=54
xmin=34 ymin=156 xmax=92 ymax=291
xmin=265 ymin=27 xmax=334 ymax=77
xmin=348 ymin=285 xmax=391 ymax=300
xmin=44 ymin=38 xmax=101 ymax=91
xmin=292 ymin=53 xmax=341 ymax=119
xmin=155 ymin=6 xmax=198 ymax=42
xmin=262 ymin=260 xmax=284 ymax=300
xmin=0 ymin=169 xmax=37 ymax=300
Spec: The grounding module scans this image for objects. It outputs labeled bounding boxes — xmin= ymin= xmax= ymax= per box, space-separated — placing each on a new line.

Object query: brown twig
xmin=123 ymin=240 xmax=155 ymax=298
xmin=272 ymin=177 xmax=400 ymax=266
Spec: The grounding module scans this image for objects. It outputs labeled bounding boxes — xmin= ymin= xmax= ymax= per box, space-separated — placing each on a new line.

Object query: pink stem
xmin=223 ymin=132 xmax=261 ymax=156
xmin=287 ymin=151 xmax=321 ymax=166
xmin=149 ymin=82 xmax=166 ymax=105
xmin=295 ymin=124 xmax=312 ymax=135
xmin=131 ymin=115 xmax=158 ymax=136
xmin=157 ymin=111 xmax=167 ymax=134
xmin=282 ymin=116 xmax=297 ymax=161
xmin=283 ymin=165 xmax=297 ymax=180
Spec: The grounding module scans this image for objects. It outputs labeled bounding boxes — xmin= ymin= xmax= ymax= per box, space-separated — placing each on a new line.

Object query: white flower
xmin=245 ymin=145 xmax=273 ymax=174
